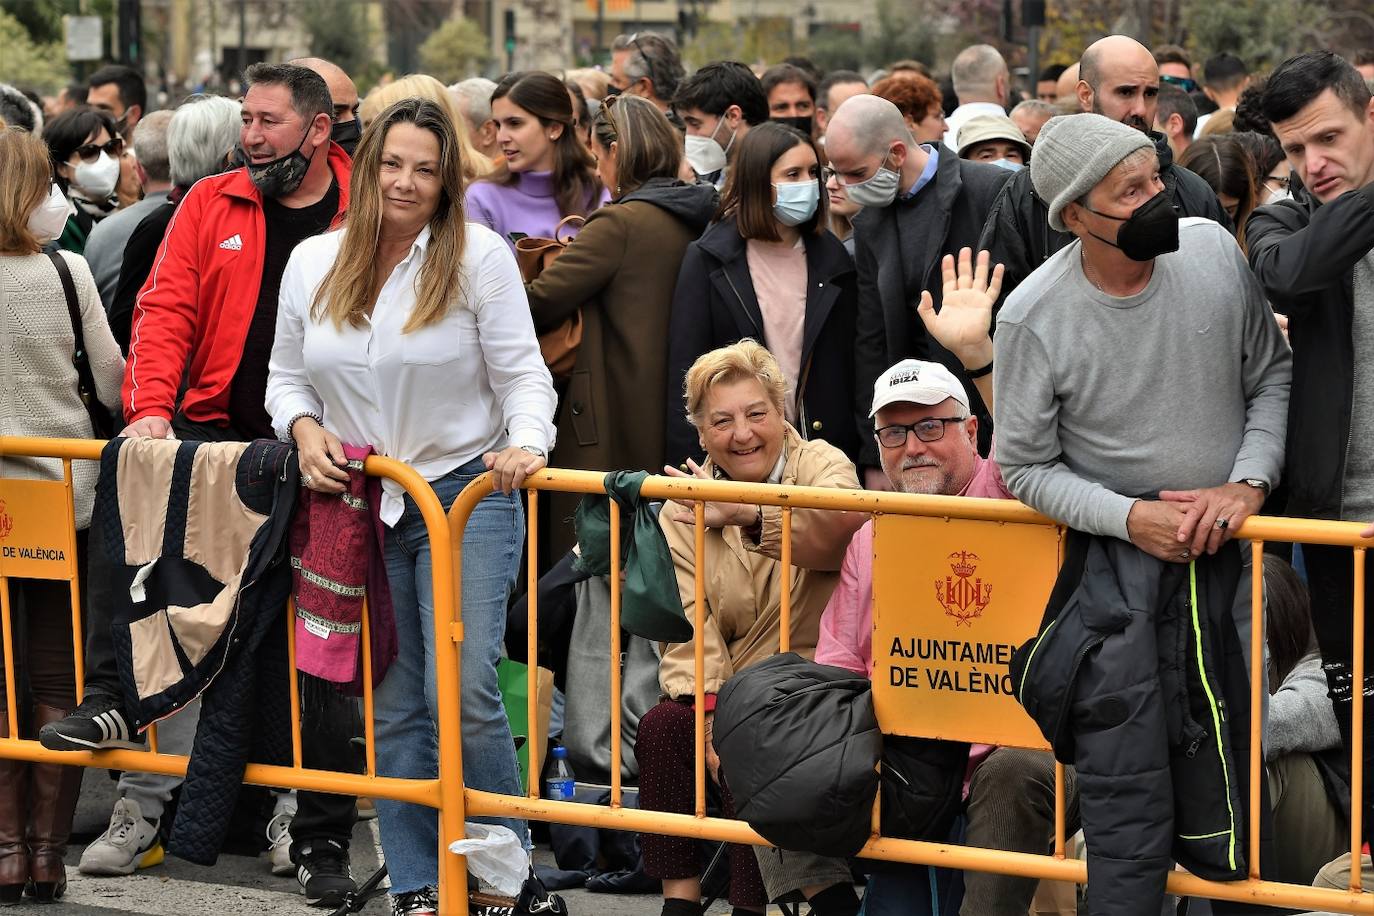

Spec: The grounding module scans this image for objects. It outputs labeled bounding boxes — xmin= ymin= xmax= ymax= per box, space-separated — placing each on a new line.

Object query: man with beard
xmin=39 ymin=63 xmax=361 ymax=910
xmin=978 ymin=34 xmax=1229 ymax=299
xmin=815 ymin=249 xmax=1081 ymax=916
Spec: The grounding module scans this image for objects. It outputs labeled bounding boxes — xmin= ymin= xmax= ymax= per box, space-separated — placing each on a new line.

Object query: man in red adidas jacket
xmin=42 ymin=63 xmax=361 ymax=909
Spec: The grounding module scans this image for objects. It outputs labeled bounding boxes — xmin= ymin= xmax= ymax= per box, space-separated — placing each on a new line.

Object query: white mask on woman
xmin=72 ymin=150 xmax=121 ymax=199
xmin=27 ymin=183 xmax=73 ymax=243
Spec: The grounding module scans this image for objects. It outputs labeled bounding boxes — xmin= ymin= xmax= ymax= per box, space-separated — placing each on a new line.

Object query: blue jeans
xmin=376 ymin=459 xmax=527 ymax=893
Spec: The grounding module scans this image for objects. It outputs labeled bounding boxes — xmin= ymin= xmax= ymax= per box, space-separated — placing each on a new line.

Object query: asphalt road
xmin=39 ymin=768 xmax=741 ymax=915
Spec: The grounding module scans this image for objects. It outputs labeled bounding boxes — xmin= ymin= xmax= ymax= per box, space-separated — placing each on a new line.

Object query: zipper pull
xmin=1186 ymin=731 xmax=1207 ymax=758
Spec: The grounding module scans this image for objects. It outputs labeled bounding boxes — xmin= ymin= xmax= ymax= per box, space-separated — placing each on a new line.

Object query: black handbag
xmin=47 ymin=251 xmax=116 ymax=438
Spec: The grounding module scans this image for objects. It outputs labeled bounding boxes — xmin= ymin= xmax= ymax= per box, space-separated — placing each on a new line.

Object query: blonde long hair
xmin=360 ymin=74 xmax=494 ymax=181
xmin=311 ymin=98 xmax=467 ymax=332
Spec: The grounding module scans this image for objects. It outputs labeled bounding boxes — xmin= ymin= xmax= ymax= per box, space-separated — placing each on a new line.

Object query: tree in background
xmin=297 ymin=0 xmax=377 ymax=78
xmin=0 ymin=8 xmax=71 ymax=94
xmin=417 ymin=17 xmax=489 ymax=85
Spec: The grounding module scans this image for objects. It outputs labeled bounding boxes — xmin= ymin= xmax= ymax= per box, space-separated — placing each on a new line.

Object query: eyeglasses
xmin=1160 ymin=75 xmax=1199 ymax=94
xmin=874 ymin=417 xmax=967 ymax=449
xmin=70 ymin=136 xmax=125 ymax=164
xmin=1262 ymin=174 xmax=1290 ymax=192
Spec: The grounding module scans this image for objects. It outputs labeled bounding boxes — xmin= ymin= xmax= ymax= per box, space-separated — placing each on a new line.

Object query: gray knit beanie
xmin=1030 ymin=113 xmax=1154 ymax=231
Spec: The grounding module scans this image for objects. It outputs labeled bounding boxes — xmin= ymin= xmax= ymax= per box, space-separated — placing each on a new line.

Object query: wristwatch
xmin=1240 ymin=478 xmax=1270 ymax=496
xmin=519 ymin=445 xmax=547 ymax=460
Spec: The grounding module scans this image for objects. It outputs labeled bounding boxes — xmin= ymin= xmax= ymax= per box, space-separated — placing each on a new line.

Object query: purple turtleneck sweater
xmin=464 ymin=170 xmax=610 ymax=252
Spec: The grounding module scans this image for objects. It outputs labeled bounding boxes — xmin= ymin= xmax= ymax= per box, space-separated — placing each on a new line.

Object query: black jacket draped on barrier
xmin=1011 ymin=530 xmax=1268 ymax=915
xmin=94 ymin=437 xmax=299 ymax=865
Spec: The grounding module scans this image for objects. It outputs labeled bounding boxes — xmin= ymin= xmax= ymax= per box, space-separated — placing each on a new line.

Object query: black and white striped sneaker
xmin=37 ymin=692 xmax=144 ymax=751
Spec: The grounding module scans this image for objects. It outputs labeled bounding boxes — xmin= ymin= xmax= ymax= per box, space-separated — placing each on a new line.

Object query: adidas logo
xmin=218 ymin=234 xmax=243 ymax=251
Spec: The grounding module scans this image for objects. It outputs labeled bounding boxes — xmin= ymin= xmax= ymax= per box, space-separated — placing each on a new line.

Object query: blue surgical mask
xmin=843 ymin=149 xmax=900 ymax=208
xmin=773 ymin=180 xmax=820 ymax=227
xmin=989 ymin=158 xmax=1024 ymax=172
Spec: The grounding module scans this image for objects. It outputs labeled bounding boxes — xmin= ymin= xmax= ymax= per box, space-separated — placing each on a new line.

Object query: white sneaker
xmin=266 ymin=808 xmax=294 ymax=876
xmin=78 ymin=797 xmax=163 ymax=876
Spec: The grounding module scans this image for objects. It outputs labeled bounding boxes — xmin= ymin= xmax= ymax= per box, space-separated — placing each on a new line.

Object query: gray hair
xmin=448 ymin=77 xmax=497 ymax=129
xmin=0 ymin=83 xmax=40 ymax=133
xmin=129 ymin=109 xmax=173 ymax=183
xmin=951 ymin=44 xmax=1007 ymax=99
xmin=611 ymin=32 xmax=684 ymax=101
xmin=168 ymin=94 xmax=241 ymax=187
xmin=1011 ymin=99 xmax=1055 ymax=119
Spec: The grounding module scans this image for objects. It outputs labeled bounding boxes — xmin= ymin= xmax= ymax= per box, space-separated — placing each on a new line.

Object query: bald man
xmin=1054 ymin=63 xmax=1080 ymax=104
xmin=944 ymin=43 xmax=1011 ymax=150
xmin=826 ymin=94 xmax=1011 ymax=486
xmin=289 ymin=57 xmax=361 ymax=155
xmin=977 ymin=35 xmax=1228 ymax=300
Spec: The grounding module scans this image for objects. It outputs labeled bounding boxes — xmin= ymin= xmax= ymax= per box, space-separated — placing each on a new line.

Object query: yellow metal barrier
xmin=0 ymin=436 xmax=467 ymax=912
xmin=451 ymin=466 xmax=1374 ymax=916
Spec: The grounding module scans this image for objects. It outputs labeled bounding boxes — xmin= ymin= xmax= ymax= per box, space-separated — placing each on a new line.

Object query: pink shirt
xmin=814 ymin=453 xmax=1015 ymax=676
xmin=814 ymin=453 xmax=1015 ymax=792
xmin=746 ymin=238 xmax=807 ymax=423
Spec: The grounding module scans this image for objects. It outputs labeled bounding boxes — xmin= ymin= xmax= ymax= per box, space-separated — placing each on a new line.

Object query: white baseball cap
xmin=869 ymin=359 xmax=970 ymax=418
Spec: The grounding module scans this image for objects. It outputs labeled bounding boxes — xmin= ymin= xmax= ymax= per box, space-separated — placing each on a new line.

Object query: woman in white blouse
xmin=266 ymin=98 xmax=556 ymax=916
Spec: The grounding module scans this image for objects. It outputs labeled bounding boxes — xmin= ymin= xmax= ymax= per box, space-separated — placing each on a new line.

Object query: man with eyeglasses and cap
xmin=992 ymin=111 xmax=1290 ymax=916
xmin=823 ymin=93 xmax=1011 ymax=490
xmin=610 ymin=31 xmax=684 ymax=114
xmin=815 ymin=250 xmax=1082 ymax=916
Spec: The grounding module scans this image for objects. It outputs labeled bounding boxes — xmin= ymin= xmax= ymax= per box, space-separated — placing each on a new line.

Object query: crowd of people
xmin=1 ymin=28 xmax=1374 ymax=916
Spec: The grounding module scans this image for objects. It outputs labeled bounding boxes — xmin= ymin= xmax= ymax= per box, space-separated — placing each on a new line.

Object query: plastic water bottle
xmin=543 ymin=745 xmax=576 ymax=801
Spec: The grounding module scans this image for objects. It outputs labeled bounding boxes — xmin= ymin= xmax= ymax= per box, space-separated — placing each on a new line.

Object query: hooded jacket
xmin=1011 ymin=531 xmax=1257 ymax=915
xmin=977 ymin=131 xmax=1231 ymax=302
xmin=525 ymin=177 xmax=718 ymax=560
xmin=665 ymin=216 xmax=861 ymax=469
xmin=1246 ymin=179 xmax=1374 ymax=519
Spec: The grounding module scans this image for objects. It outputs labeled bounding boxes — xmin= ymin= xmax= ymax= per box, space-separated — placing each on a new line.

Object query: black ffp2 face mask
xmin=772 ymin=115 xmax=814 ymax=137
xmin=1083 ymin=190 xmax=1181 ymax=262
xmin=331 ymin=118 xmax=361 ymax=158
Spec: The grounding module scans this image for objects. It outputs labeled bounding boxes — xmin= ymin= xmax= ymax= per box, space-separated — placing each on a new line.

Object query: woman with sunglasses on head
xmin=665 ymin=121 xmax=860 ymax=472
xmin=267 ymin=97 xmax=556 ymax=916
xmin=465 ymin=71 xmax=608 ymax=252
xmin=42 ymin=107 xmax=125 ymax=254
xmin=523 ymin=94 xmax=717 ymax=557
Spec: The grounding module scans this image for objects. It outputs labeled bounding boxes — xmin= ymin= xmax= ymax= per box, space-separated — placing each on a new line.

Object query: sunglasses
xmin=71 ymin=137 xmax=125 ymax=164
xmin=1160 ymin=75 xmax=1200 ymax=94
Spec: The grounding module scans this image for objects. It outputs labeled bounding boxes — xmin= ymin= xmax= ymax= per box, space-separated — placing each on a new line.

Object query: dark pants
xmin=82 ymin=415 xmax=357 ymax=850
xmin=4 ymin=530 xmax=88 ymax=711
xmin=635 ymin=699 xmax=766 ymax=908
xmin=1302 ymin=543 xmax=1374 ymax=843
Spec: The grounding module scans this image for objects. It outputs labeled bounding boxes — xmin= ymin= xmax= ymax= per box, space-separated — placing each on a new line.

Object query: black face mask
xmin=331 ymin=118 xmax=361 ymax=158
xmin=1082 ymin=191 xmax=1180 ymax=262
xmin=238 ymin=127 xmax=314 ymax=199
xmin=772 ymin=115 xmax=813 ymax=136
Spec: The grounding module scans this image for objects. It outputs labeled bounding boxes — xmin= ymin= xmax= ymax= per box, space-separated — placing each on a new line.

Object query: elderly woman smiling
xmin=636 ymin=339 xmax=867 ymax=916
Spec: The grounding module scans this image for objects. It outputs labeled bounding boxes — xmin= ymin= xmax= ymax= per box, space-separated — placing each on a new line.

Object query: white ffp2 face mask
xmin=27 ymin=183 xmax=73 ymax=243
xmin=685 ymin=115 xmax=736 ymax=177
xmin=72 ymin=150 xmax=121 ymax=200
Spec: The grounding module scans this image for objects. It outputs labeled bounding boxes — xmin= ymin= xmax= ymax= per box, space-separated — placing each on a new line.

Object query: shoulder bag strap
xmin=47 ymin=251 xmax=105 ymax=428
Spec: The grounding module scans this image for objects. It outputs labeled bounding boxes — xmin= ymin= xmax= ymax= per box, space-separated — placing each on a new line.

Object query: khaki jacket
xmin=657 ymin=426 xmax=863 ymax=699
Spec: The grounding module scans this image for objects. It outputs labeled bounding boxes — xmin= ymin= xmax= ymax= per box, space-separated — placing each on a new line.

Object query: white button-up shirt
xmin=266 ymin=222 xmax=557 ymax=525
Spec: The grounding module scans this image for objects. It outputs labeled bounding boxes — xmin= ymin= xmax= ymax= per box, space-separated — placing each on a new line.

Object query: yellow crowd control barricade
xmin=451 ymin=466 xmax=1374 ymax=916
xmin=0 ymin=436 xmax=469 ymax=912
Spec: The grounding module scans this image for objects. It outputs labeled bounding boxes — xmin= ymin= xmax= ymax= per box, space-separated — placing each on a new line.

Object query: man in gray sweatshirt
xmin=992 ymin=113 xmax=1291 ymax=914
xmin=992 ymin=113 xmax=1290 ymax=561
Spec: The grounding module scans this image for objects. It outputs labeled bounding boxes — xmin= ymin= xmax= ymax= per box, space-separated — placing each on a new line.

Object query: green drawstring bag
xmin=572 ymin=470 xmax=693 ymax=644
